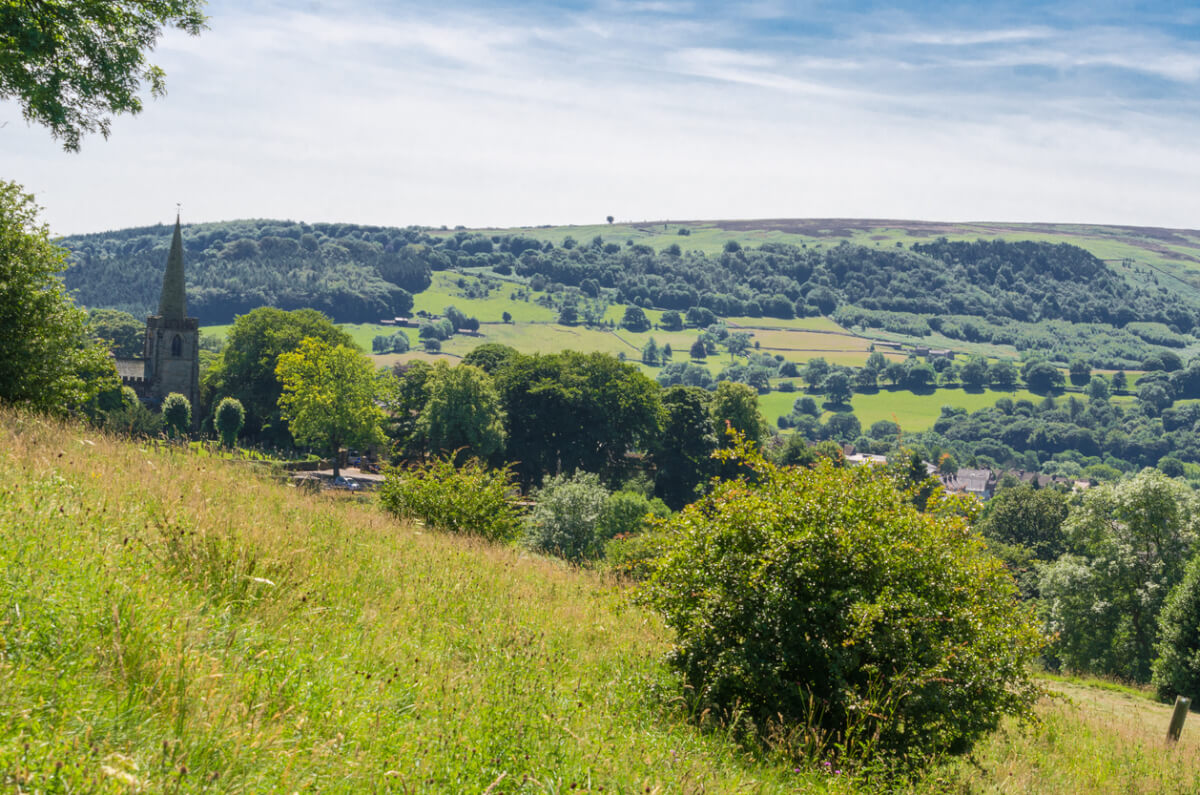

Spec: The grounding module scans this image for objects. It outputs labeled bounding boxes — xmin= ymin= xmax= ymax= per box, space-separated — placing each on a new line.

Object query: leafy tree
xmin=501 ymin=310 xmax=512 ymax=323
xmin=960 ymin=356 xmax=989 ymax=390
xmin=641 ymin=337 xmax=661 ymax=366
xmin=1069 ymin=357 xmax=1092 ymax=386
xmin=1086 ymin=374 xmax=1111 ymax=402
xmin=161 ymin=392 xmax=191 ymax=438
xmin=523 ymin=470 xmax=610 ymax=562
xmin=204 ymin=307 xmax=353 ymax=445
xmin=557 ymin=304 xmax=579 ymax=325
xmin=905 ymin=362 xmax=936 ymax=390
xmin=883 ymin=360 xmax=908 ymax=386
xmin=598 ymin=489 xmax=670 ymax=542
xmin=415 ymin=361 xmax=506 ymax=461
xmin=462 ymin=343 xmax=519 ymax=374
xmin=0 ymin=181 xmax=117 ymax=413
xmin=1112 ymin=370 xmax=1128 ymax=393
xmin=864 ymin=350 xmax=888 ymax=373
xmin=689 ymin=337 xmax=707 ymax=360
xmin=1023 ymin=361 xmax=1065 ymax=394
xmin=1040 ymin=470 xmax=1199 ymax=682
xmin=1153 ymin=555 xmax=1200 ymax=701
xmin=725 ymin=331 xmax=752 ymax=357
xmin=0 ymin=0 xmax=206 ymax=150
xmin=976 ymin=484 xmax=1068 ymax=561
xmin=494 ymin=351 xmax=663 ymax=487
xmin=660 ymin=310 xmax=683 ymax=331
xmin=821 ymin=371 xmax=852 ymax=406
xmin=653 ymin=386 xmax=717 ymax=509
xmin=711 ymin=381 xmax=766 ymax=447
xmin=802 ymin=357 xmax=830 ymax=389
xmin=88 ymin=308 xmax=142 ymax=357
xmin=275 ymin=337 xmax=385 ymax=477
xmin=641 ymin=440 xmax=1042 ymax=763
xmin=621 ymin=305 xmax=651 ymax=332
xmin=990 ymin=360 xmax=1020 ymax=390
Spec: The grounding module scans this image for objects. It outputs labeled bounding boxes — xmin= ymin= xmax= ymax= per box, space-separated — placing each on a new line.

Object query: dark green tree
xmin=652 ymin=386 xmax=717 ymax=509
xmin=88 ymin=308 xmax=143 ymax=357
xmin=621 ymin=305 xmax=651 ymax=332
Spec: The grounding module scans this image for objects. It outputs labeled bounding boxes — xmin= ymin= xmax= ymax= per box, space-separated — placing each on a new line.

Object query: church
xmin=113 ymin=216 xmax=201 ymax=426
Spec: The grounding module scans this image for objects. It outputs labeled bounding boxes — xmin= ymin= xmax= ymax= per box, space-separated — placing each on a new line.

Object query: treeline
xmin=60 ymin=224 xmax=1200 ymax=348
xmin=60 ymin=219 xmax=434 ymax=323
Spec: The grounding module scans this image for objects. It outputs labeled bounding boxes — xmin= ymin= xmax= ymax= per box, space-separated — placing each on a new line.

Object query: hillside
xmin=6 ymin=411 xmax=1200 ymax=792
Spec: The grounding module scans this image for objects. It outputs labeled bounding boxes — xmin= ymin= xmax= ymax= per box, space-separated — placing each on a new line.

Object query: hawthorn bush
xmin=1153 ymin=555 xmax=1200 ymax=702
xmin=640 ymin=438 xmax=1043 ymax=766
xmin=380 ymin=455 xmax=519 ymax=542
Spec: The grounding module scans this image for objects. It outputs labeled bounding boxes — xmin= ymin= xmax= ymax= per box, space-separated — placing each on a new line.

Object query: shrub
xmin=214 ymin=396 xmax=245 ymax=448
xmin=523 ymin=470 xmax=609 ymax=562
xmin=640 ymin=436 xmax=1043 ymax=766
xmin=379 ymin=455 xmax=519 ymax=542
xmin=161 ymin=392 xmax=191 ymax=438
xmin=605 ymin=528 xmax=668 ymax=581
xmin=597 ymin=490 xmax=670 ymax=543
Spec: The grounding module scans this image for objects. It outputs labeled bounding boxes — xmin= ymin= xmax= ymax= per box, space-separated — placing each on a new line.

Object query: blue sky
xmin=4 ymin=0 xmax=1200 ymax=234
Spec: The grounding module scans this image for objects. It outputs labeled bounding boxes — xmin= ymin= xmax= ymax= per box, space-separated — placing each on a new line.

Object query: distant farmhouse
xmin=113 ymin=216 xmax=200 ymax=426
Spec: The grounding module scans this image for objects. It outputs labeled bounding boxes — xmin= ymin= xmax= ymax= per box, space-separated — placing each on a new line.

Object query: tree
xmin=1 ymin=0 xmax=207 ymax=151
xmin=821 ymin=370 xmax=852 ymax=406
xmin=1069 ymin=357 xmax=1092 ymax=386
xmin=606 ymin=215 xmax=614 ymax=224
xmin=990 ymin=360 xmax=1020 ymax=390
xmin=204 ymin=307 xmax=354 ymax=446
xmin=689 ymin=337 xmax=707 ymax=360
xmin=275 ymin=337 xmax=385 ymax=478
xmin=641 ymin=442 xmax=1042 ymax=763
xmin=725 ymin=331 xmax=752 ymax=358
xmin=0 ymin=181 xmax=117 ymax=413
xmin=621 ymin=305 xmax=651 ymax=332
xmin=494 ymin=351 xmax=663 ymax=487
xmin=161 ymin=392 xmax=191 ymax=438
xmin=653 ymin=386 xmax=717 ymax=509
xmin=214 ymin=396 xmax=245 ymax=448
xmin=711 ymin=381 xmax=766 ymax=447
xmin=1112 ymin=370 xmax=1128 ymax=393
xmin=802 ymin=357 xmax=830 ymax=389
xmin=960 ymin=356 xmax=989 ymax=390
xmin=1153 ymin=555 xmax=1200 ymax=701
xmin=88 ymin=308 xmax=143 ymax=357
xmin=1023 ymin=361 xmax=1065 ymax=394
xmin=501 ymin=310 xmax=512 ymax=324
xmin=1086 ymin=374 xmax=1111 ymax=402
xmin=638 ymin=336 xmax=659 ymax=366
xmin=415 ymin=361 xmax=506 ymax=461
xmin=1039 ymin=469 xmax=1199 ymax=682
xmin=659 ymin=310 xmax=683 ymax=331
xmin=977 ymin=484 xmax=1068 ymax=561
xmin=904 ymin=362 xmax=936 ymax=390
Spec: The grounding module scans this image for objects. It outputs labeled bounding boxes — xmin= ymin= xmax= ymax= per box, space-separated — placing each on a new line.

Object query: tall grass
xmin=4 ymin=408 xmax=1199 ymax=792
xmin=0 ymin=410 xmax=823 ymax=792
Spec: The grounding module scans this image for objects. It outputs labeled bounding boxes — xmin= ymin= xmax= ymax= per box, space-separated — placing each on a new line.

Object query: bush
xmin=640 ymin=437 xmax=1043 ymax=766
xmin=161 ymin=392 xmax=191 ymax=438
xmin=214 ymin=396 xmax=245 ymax=448
xmin=379 ymin=455 xmax=519 ymax=542
xmin=605 ymin=528 xmax=668 ymax=581
xmin=523 ymin=470 xmax=609 ymax=562
xmin=597 ymin=490 xmax=670 ymax=543
xmin=1153 ymin=555 xmax=1200 ymax=701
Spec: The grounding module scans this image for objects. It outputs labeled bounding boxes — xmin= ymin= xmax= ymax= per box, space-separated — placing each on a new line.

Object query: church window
xmin=171 ymin=334 xmax=183 ymax=357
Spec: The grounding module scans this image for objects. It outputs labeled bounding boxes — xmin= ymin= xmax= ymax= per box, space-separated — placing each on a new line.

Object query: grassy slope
xmin=0 ymin=411 xmax=813 ymax=792
xmin=5 ymin=411 xmax=1200 ymax=792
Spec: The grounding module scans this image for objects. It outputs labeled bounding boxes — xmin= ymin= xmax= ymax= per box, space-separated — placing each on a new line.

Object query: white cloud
xmin=3 ymin=2 xmax=1199 ymax=235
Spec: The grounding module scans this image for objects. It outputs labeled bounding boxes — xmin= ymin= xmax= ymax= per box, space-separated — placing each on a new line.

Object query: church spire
xmin=157 ymin=212 xmax=187 ymax=321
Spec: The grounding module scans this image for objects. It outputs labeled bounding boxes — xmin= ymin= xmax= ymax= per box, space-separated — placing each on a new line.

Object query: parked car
xmin=330 ymin=475 xmax=362 ymax=491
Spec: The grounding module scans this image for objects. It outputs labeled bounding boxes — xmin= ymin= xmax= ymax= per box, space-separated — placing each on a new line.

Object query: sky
xmin=4 ymin=0 xmax=1200 ymax=235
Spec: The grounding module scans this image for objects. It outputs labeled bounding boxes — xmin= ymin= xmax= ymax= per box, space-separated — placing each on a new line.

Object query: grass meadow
xmin=6 ymin=410 xmax=1200 ymax=792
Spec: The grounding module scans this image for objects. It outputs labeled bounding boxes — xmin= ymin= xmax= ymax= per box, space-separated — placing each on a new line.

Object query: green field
xmin=760 ymin=387 xmax=1043 ymax=433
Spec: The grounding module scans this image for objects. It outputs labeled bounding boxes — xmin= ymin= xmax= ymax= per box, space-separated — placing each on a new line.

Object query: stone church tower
xmin=143 ymin=216 xmax=200 ymax=424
